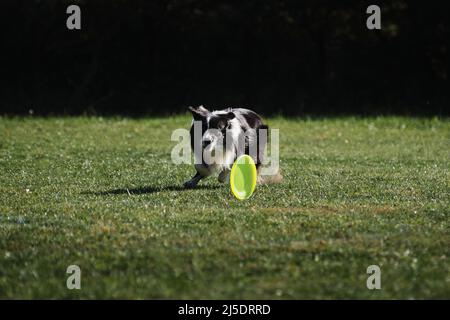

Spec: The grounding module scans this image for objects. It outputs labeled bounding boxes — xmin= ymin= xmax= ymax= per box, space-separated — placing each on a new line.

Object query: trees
xmin=1 ymin=0 xmax=448 ymax=115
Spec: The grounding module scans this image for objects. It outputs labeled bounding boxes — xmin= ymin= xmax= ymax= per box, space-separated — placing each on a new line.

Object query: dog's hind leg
xmin=183 ymin=172 xmax=204 ymax=188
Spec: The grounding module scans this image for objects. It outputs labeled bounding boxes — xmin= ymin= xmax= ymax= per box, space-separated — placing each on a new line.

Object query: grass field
xmin=0 ymin=115 xmax=449 ymax=299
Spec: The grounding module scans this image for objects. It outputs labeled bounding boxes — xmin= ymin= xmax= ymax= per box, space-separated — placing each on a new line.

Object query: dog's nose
xmin=202 ymin=140 xmax=212 ymax=148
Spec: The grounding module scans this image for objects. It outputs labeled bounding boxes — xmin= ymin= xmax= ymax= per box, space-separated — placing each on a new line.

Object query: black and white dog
xmin=184 ymin=105 xmax=278 ymax=188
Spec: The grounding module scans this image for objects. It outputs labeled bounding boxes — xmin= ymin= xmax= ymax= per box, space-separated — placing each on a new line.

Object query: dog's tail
xmin=257 ymin=168 xmax=283 ymax=185
xmin=256 ymin=123 xmax=283 ymax=185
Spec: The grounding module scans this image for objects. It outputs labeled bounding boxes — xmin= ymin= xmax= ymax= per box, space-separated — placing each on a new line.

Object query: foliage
xmin=1 ymin=1 xmax=449 ymax=115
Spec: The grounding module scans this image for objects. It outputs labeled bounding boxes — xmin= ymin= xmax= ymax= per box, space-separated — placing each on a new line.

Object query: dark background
xmin=1 ymin=0 xmax=449 ymax=116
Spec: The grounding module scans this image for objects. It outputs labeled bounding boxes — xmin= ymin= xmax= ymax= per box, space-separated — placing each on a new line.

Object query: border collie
xmin=184 ymin=105 xmax=281 ymax=188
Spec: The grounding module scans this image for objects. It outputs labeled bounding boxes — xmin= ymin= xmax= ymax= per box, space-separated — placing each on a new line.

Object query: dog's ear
xmin=188 ymin=105 xmax=209 ymax=120
xmin=197 ymin=105 xmax=209 ymax=114
xmin=224 ymin=112 xmax=235 ymax=129
xmin=224 ymin=111 xmax=235 ymax=121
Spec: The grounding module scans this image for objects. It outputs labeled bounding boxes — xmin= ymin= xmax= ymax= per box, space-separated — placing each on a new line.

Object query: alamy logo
xmin=366 ymin=5 xmax=381 ymax=30
xmin=171 ymin=121 xmax=280 ymax=176
xmin=66 ymin=5 xmax=81 ymax=30
xmin=366 ymin=265 xmax=381 ymax=290
xmin=66 ymin=265 xmax=81 ymax=290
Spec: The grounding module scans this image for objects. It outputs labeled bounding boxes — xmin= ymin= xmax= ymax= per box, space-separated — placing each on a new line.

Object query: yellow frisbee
xmin=230 ymin=155 xmax=257 ymax=200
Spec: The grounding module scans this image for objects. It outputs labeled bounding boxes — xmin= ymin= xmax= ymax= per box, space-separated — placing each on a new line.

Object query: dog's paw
xmin=183 ymin=180 xmax=197 ymax=189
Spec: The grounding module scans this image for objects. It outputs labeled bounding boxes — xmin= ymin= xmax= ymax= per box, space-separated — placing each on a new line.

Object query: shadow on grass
xmin=85 ymin=184 xmax=222 ymax=196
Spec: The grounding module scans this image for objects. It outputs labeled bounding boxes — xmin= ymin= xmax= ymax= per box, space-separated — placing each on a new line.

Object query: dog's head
xmin=189 ymin=106 xmax=236 ymax=149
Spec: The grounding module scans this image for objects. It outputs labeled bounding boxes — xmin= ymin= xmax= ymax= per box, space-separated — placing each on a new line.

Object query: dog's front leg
xmin=183 ymin=172 xmax=204 ymax=188
xmin=218 ymin=169 xmax=230 ymax=183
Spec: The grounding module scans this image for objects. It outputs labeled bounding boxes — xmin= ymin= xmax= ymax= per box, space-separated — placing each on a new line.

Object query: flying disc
xmin=230 ymin=155 xmax=257 ymax=200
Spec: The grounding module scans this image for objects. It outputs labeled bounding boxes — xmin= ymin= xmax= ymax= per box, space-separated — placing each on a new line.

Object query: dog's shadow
xmin=85 ymin=184 xmax=222 ymax=196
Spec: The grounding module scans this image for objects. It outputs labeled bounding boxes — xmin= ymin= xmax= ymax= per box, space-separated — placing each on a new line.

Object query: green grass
xmin=0 ymin=115 xmax=449 ymax=299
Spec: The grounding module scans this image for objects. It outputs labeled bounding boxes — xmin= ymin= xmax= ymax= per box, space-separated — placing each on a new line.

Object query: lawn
xmin=0 ymin=115 xmax=448 ymax=299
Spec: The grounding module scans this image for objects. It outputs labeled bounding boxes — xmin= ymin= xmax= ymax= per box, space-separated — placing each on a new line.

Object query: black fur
xmin=184 ymin=106 xmax=268 ymax=188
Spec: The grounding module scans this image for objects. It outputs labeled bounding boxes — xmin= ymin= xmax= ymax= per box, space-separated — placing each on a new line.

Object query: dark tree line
xmin=1 ymin=0 xmax=448 ymax=116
